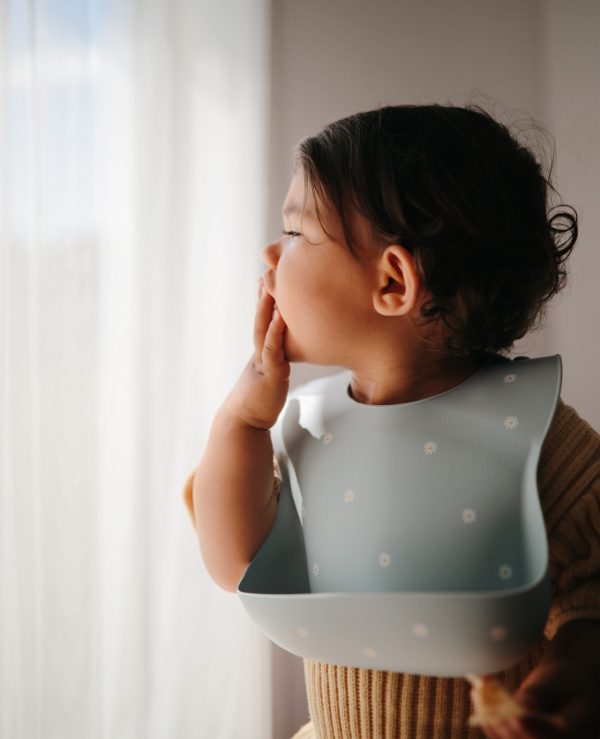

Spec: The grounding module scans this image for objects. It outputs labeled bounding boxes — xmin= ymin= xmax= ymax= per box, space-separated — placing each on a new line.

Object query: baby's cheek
xmin=282 ymin=306 xmax=331 ymax=361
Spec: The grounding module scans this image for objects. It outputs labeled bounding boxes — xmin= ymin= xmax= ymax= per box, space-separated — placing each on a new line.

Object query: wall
xmin=264 ymin=2 xmax=599 ymax=736
xmin=538 ymin=0 xmax=600 ymax=429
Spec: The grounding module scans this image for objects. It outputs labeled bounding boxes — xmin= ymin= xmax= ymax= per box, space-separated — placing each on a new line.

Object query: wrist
xmin=219 ymin=398 xmax=272 ymax=431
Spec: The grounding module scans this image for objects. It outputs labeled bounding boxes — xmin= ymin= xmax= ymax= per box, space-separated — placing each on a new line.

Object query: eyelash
xmin=281 ymin=230 xmax=301 ymax=239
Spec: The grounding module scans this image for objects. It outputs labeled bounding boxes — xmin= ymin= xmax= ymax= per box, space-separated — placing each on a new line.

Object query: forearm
xmin=192 ymin=403 xmax=278 ymax=592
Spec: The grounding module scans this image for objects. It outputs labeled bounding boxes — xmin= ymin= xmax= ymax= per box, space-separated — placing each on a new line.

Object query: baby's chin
xmin=282 ymin=329 xmax=339 ymax=367
xmin=281 ymin=330 xmax=304 ymax=363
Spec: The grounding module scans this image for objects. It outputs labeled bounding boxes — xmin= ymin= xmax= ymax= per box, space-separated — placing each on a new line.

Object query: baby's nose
xmin=260 ymin=239 xmax=281 ymax=268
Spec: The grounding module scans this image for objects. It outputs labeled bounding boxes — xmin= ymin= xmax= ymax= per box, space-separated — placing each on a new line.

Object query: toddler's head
xmin=288 ymin=103 xmax=577 ymax=360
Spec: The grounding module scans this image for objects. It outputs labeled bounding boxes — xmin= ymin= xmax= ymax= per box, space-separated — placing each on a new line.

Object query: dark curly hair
xmin=293 ymin=103 xmax=578 ymax=358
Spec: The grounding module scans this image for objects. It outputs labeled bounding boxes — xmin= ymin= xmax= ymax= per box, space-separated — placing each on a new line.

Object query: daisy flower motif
xmin=503 ymin=373 xmax=517 ymax=384
xmin=504 ymin=416 xmax=519 ymax=430
xmin=343 ymin=489 xmax=355 ymax=503
xmin=424 ymin=440 xmax=438 ymax=455
xmin=462 ymin=508 xmax=477 ymax=525
xmin=321 ymin=432 xmax=334 ymax=445
xmin=499 ymin=564 xmax=513 ymax=581
xmin=362 ymin=647 xmax=377 ymax=658
xmin=296 ymin=627 xmax=308 ymax=638
xmin=490 ymin=625 xmax=508 ymax=642
xmin=412 ymin=623 xmax=429 ymax=638
xmin=312 ymin=563 xmax=320 ymax=576
xmin=378 ymin=552 xmax=392 ymax=568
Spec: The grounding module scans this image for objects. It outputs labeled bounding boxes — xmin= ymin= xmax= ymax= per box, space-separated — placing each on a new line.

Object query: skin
xmin=475 ymin=619 xmax=600 ymax=737
xmin=259 ymin=168 xmax=486 ymax=405
xmin=226 ymin=166 xmax=600 ymax=736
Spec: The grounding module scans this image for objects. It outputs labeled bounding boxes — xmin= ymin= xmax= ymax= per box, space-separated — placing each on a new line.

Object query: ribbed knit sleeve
xmin=537 ymin=400 xmax=600 ymax=640
xmin=544 ymin=487 xmax=600 ymax=638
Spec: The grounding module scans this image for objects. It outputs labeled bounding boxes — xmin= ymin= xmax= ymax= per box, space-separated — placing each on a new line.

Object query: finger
xmin=492 ymin=721 xmax=519 ymax=739
xmin=507 ymin=720 xmax=542 ymax=739
xmin=256 ymin=302 xmax=288 ymax=379
xmin=481 ymin=724 xmax=506 ymax=739
xmin=253 ymin=288 xmax=274 ymax=356
xmin=481 ymin=718 xmax=538 ymax=739
xmin=262 ymin=308 xmax=287 ymax=368
xmin=480 ymin=726 xmax=497 ymax=739
xmin=516 ymin=716 xmax=562 ymax=738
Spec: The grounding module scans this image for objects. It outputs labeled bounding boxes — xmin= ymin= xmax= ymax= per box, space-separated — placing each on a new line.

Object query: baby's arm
xmin=190 ymin=281 xmax=289 ymax=593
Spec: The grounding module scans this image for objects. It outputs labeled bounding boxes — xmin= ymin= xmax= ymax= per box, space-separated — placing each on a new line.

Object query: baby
xmin=184 ymin=104 xmax=600 ymax=738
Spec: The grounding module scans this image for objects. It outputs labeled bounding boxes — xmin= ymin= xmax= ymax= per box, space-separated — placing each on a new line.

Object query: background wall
xmin=262 ymin=2 xmax=600 ymax=736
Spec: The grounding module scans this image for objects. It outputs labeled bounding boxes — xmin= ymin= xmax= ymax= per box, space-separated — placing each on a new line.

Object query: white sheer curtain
xmin=0 ymin=1 xmax=272 ymax=737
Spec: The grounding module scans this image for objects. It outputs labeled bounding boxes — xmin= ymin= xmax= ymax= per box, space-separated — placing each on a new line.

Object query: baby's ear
xmin=373 ymin=245 xmax=421 ymax=317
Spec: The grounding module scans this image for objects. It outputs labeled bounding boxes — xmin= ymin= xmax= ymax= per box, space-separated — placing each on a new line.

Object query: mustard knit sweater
xmin=184 ymin=399 xmax=600 ymax=739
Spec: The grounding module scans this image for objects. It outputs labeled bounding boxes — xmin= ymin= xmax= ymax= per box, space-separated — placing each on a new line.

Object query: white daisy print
xmin=412 ymin=623 xmax=429 ymax=638
xmin=503 ymin=373 xmax=517 ymax=384
xmin=490 ymin=626 xmax=507 ymax=642
xmin=343 ymin=489 xmax=355 ymax=503
xmin=462 ymin=508 xmax=477 ymax=525
xmin=378 ymin=552 xmax=392 ymax=568
xmin=362 ymin=647 xmax=377 ymax=658
xmin=424 ymin=440 xmax=438 ymax=455
xmin=504 ymin=416 xmax=519 ymax=430
xmin=312 ymin=563 xmax=320 ymax=576
xmin=321 ymin=432 xmax=333 ymax=445
xmin=296 ymin=627 xmax=308 ymax=638
xmin=499 ymin=564 xmax=513 ymax=581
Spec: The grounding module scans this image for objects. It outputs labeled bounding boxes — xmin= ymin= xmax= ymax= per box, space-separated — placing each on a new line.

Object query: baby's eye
xmin=281 ymin=230 xmax=301 ymax=239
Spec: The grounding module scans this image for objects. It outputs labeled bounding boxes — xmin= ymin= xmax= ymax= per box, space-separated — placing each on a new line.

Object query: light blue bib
xmin=237 ymin=354 xmax=561 ymax=677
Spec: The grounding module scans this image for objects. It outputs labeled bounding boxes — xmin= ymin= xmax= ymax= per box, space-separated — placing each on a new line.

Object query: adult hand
xmin=480 ymin=658 xmax=600 ymax=738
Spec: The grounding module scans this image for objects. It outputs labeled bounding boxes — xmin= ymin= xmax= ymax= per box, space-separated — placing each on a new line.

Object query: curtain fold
xmin=0 ymin=1 xmax=272 ymax=737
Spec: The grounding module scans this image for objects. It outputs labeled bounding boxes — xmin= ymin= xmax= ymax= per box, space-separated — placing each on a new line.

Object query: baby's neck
xmin=348 ymin=354 xmax=489 ymax=406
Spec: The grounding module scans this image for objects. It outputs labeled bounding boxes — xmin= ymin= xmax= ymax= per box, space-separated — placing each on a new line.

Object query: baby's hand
xmin=223 ymin=278 xmax=290 ymax=430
